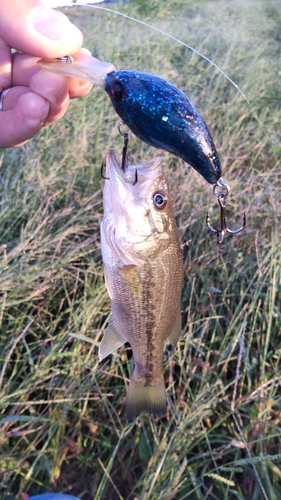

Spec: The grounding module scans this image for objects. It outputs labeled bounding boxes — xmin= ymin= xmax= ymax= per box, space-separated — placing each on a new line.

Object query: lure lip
xmin=38 ymin=52 xmax=116 ymax=88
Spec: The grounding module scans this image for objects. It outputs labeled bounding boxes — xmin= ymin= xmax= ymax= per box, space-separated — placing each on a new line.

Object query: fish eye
xmin=153 ymin=191 xmax=167 ymax=209
xmin=111 ymin=80 xmax=125 ymax=102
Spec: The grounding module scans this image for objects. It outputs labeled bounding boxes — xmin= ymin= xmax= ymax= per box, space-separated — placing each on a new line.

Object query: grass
xmin=0 ymin=0 xmax=281 ymax=498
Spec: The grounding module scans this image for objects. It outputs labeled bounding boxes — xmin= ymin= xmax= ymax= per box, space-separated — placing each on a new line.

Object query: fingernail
xmin=41 ymin=101 xmax=50 ymax=121
xmin=26 ymin=99 xmax=49 ymax=127
xmin=33 ymin=6 xmax=82 ymax=44
xmin=78 ymin=79 xmax=90 ymax=89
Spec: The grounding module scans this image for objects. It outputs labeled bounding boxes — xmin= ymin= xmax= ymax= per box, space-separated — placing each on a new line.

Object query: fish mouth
xmin=105 ymin=148 xmax=162 ymax=184
xmin=107 ymin=148 xmax=123 ymax=174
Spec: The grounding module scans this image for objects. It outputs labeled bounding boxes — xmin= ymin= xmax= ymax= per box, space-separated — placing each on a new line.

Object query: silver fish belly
xmin=100 ymin=148 xmax=183 ymax=419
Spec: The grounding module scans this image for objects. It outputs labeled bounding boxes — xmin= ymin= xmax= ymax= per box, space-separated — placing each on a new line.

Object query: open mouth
xmin=107 ymin=148 xmax=138 ymax=185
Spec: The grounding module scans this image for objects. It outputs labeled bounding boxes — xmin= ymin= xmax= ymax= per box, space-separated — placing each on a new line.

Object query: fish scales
xmin=100 ymin=149 xmax=183 ymax=419
xmin=111 ymin=256 xmax=182 ymax=377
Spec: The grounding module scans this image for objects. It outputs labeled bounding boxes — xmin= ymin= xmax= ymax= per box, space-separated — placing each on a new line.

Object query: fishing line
xmin=67 ymin=1 xmax=279 ymax=147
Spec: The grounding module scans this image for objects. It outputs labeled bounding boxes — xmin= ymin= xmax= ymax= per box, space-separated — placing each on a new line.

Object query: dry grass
xmin=0 ymin=1 xmax=281 ymax=499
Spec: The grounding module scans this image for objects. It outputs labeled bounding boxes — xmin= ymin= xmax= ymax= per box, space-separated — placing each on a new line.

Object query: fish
xmin=100 ymin=148 xmax=184 ymax=419
xmin=39 ymin=53 xmax=222 ymax=184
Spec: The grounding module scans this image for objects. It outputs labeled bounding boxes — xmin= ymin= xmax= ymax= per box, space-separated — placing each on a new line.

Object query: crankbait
xmin=105 ymin=70 xmax=221 ymax=184
xmin=39 ymin=53 xmax=221 ymax=184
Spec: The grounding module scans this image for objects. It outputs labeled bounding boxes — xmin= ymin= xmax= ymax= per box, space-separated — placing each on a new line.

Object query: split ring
xmin=117 ymin=120 xmax=132 ymax=137
xmin=213 ymin=177 xmax=230 ymax=198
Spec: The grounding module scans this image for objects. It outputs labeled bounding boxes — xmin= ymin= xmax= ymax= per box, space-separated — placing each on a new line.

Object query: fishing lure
xmin=39 ymin=53 xmax=221 ymax=184
xmin=105 ymin=70 xmax=221 ymax=184
xmin=39 ymin=53 xmax=245 ymax=241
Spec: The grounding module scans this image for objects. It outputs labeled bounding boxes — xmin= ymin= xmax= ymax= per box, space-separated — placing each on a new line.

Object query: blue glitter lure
xmin=38 ymin=55 xmax=222 ymax=184
xmin=105 ymin=70 xmax=221 ymax=184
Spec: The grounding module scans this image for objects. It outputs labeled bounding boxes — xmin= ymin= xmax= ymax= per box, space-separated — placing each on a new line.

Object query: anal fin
xmin=99 ymin=317 xmax=127 ymax=361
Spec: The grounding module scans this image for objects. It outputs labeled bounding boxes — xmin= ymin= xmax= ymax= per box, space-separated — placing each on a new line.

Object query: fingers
xmin=11 ymin=53 xmax=40 ymax=87
xmin=1 ymin=71 xmax=70 ymax=131
xmin=0 ymin=50 xmax=93 ymax=147
xmin=29 ymin=70 xmax=70 ymax=126
xmin=11 ymin=52 xmax=93 ymax=100
xmin=10 ymin=54 xmax=69 ymax=121
xmin=0 ymin=1 xmax=93 ymax=147
xmin=66 ymin=47 xmax=93 ymax=98
xmin=0 ymin=90 xmax=49 ymax=148
xmin=67 ymin=77 xmax=92 ymax=99
xmin=0 ymin=0 xmax=83 ymax=59
xmin=0 ymin=40 xmax=12 ymax=91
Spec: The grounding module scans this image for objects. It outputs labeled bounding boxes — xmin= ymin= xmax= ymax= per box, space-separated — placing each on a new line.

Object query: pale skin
xmin=0 ymin=0 xmax=93 ymax=148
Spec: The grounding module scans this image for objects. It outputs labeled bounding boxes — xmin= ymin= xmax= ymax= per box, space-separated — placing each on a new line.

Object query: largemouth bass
xmin=100 ymin=148 xmax=183 ymax=419
xmin=39 ymin=53 xmax=221 ymax=184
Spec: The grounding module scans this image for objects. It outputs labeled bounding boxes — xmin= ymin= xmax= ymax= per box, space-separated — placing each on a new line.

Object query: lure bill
xmin=38 ymin=52 xmax=116 ymax=87
xmin=100 ymin=148 xmax=183 ymax=419
xmin=38 ymin=53 xmax=222 ymax=184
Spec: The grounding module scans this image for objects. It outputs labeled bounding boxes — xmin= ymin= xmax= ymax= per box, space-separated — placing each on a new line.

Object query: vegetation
xmin=0 ymin=0 xmax=280 ymax=498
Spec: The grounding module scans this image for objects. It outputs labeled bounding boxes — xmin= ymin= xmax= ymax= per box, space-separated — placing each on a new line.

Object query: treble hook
xmin=206 ymin=178 xmax=246 ymax=244
xmin=100 ymin=161 xmax=109 ymax=180
xmin=118 ymin=121 xmax=132 ymax=172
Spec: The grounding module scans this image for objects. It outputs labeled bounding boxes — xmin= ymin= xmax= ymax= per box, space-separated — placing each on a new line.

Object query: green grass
xmin=0 ymin=0 xmax=281 ymax=499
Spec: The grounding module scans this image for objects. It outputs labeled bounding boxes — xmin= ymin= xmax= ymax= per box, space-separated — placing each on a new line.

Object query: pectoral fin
xmin=168 ymin=312 xmax=182 ymax=348
xmin=99 ymin=318 xmax=127 ymax=361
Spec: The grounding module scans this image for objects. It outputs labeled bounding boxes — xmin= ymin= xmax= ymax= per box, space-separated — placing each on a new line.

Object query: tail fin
xmin=125 ymin=373 xmax=166 ymax=420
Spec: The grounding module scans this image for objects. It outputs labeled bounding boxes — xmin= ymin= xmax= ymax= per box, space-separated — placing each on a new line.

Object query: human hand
xmin=0 ymin=0 xmax=93 ymax=148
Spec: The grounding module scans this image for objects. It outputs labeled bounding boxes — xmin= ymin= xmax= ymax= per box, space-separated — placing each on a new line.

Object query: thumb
xmin=0 ymin=0 xmax=83 ymax=59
